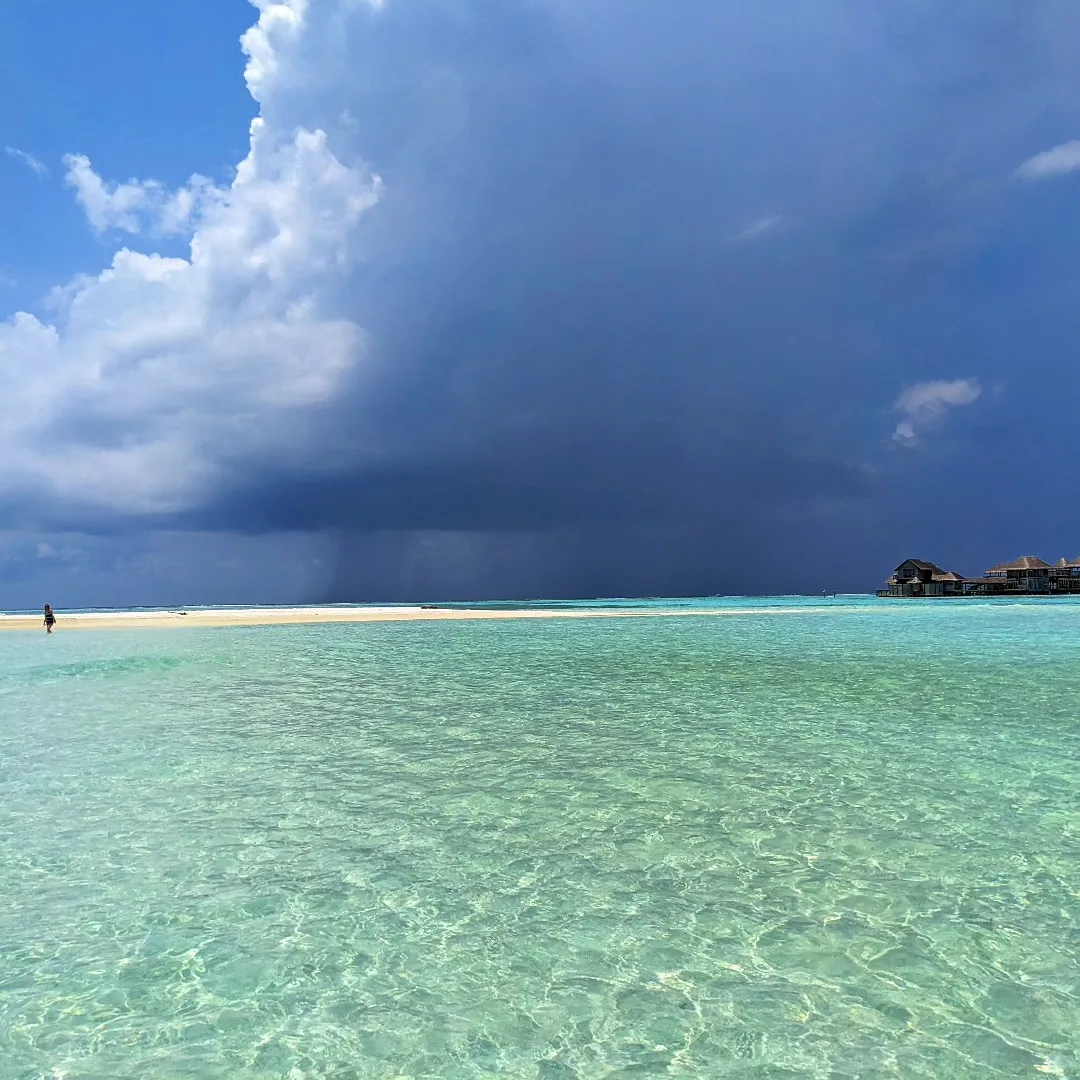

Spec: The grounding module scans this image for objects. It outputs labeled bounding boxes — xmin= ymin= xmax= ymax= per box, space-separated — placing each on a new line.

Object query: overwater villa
xmin=880 ymin=555 xmax=1080 ymax=597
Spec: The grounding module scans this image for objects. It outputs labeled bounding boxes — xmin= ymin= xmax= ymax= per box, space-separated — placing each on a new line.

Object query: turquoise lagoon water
xmin=1 ymin=598 xmax=1079 ymax=1079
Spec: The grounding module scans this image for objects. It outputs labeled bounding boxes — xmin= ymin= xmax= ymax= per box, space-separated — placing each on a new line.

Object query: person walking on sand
xmin=43 ymin=604 xmax=56 ymax=634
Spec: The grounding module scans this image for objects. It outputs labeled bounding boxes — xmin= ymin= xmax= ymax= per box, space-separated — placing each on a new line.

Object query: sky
xmin=2 ymin=0 xmax=1080 ymax=606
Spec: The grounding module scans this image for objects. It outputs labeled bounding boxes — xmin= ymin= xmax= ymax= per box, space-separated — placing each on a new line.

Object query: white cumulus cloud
xmin=63 ymin=154 xmax=167 ymax=234
xmin=1015 ymin=140 xmax=1080 ymax=181
xmin=63 ymin=155 xmax=220 ymax=237
xmin=892 ymin=378 xmax=982 ymax=444
xmin=0 ymin=0 xmax=380 ymax=517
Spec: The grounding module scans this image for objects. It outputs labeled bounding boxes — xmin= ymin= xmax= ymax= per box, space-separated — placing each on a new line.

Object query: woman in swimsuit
xmin=44 ymin=604 xmax=56 ymax=634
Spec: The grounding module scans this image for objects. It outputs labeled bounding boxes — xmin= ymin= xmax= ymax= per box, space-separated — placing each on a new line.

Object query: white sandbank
xmin=0 ymin=605 xmax=825 ymax=632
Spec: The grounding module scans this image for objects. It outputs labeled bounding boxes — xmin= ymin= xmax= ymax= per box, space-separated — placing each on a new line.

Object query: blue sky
xmin=0 ymin=1 xmax=254 ymax=307
xmin=2 ymin=0 xmax=1080 ymax=606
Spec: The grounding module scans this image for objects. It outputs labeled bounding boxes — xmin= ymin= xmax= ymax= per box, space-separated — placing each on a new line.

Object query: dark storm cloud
xmin=13 ymin=0 xmax=1080 ymax=600
xmin=243 ymin=0 xmax=1078 ymax=596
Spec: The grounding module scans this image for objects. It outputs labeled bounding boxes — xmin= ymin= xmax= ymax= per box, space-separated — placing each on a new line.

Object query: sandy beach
xmin=0 ymin=604 xmax=826 ymax=632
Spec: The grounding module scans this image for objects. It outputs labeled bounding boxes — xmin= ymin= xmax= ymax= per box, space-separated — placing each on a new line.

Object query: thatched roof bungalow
xmin=881 ymin=553 xmax=1080 ymax=597
xmin=986 ymin=556 xmax=1053 ymax=579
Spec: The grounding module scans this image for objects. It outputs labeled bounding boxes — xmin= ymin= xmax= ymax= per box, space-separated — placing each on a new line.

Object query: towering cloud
xmin=0 ymin=0 xmax=378 ymax=518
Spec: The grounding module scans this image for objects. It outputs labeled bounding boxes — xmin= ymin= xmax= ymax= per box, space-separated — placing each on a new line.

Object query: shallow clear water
xmin=1 ymin=600 xmax=1079 ymax=1079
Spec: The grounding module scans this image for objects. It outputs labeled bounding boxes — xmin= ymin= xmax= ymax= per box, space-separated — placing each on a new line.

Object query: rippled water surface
xmin=1 ymin=600 xmax=1079 ymax=1078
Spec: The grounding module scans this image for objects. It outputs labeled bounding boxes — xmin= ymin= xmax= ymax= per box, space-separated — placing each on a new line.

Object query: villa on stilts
xmin=879 ymin=555 xmax=1080 ymax=597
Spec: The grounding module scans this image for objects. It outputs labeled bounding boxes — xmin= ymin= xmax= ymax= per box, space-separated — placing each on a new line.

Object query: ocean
xmin=1 ymin=597 xmax=1078 ymax=1078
